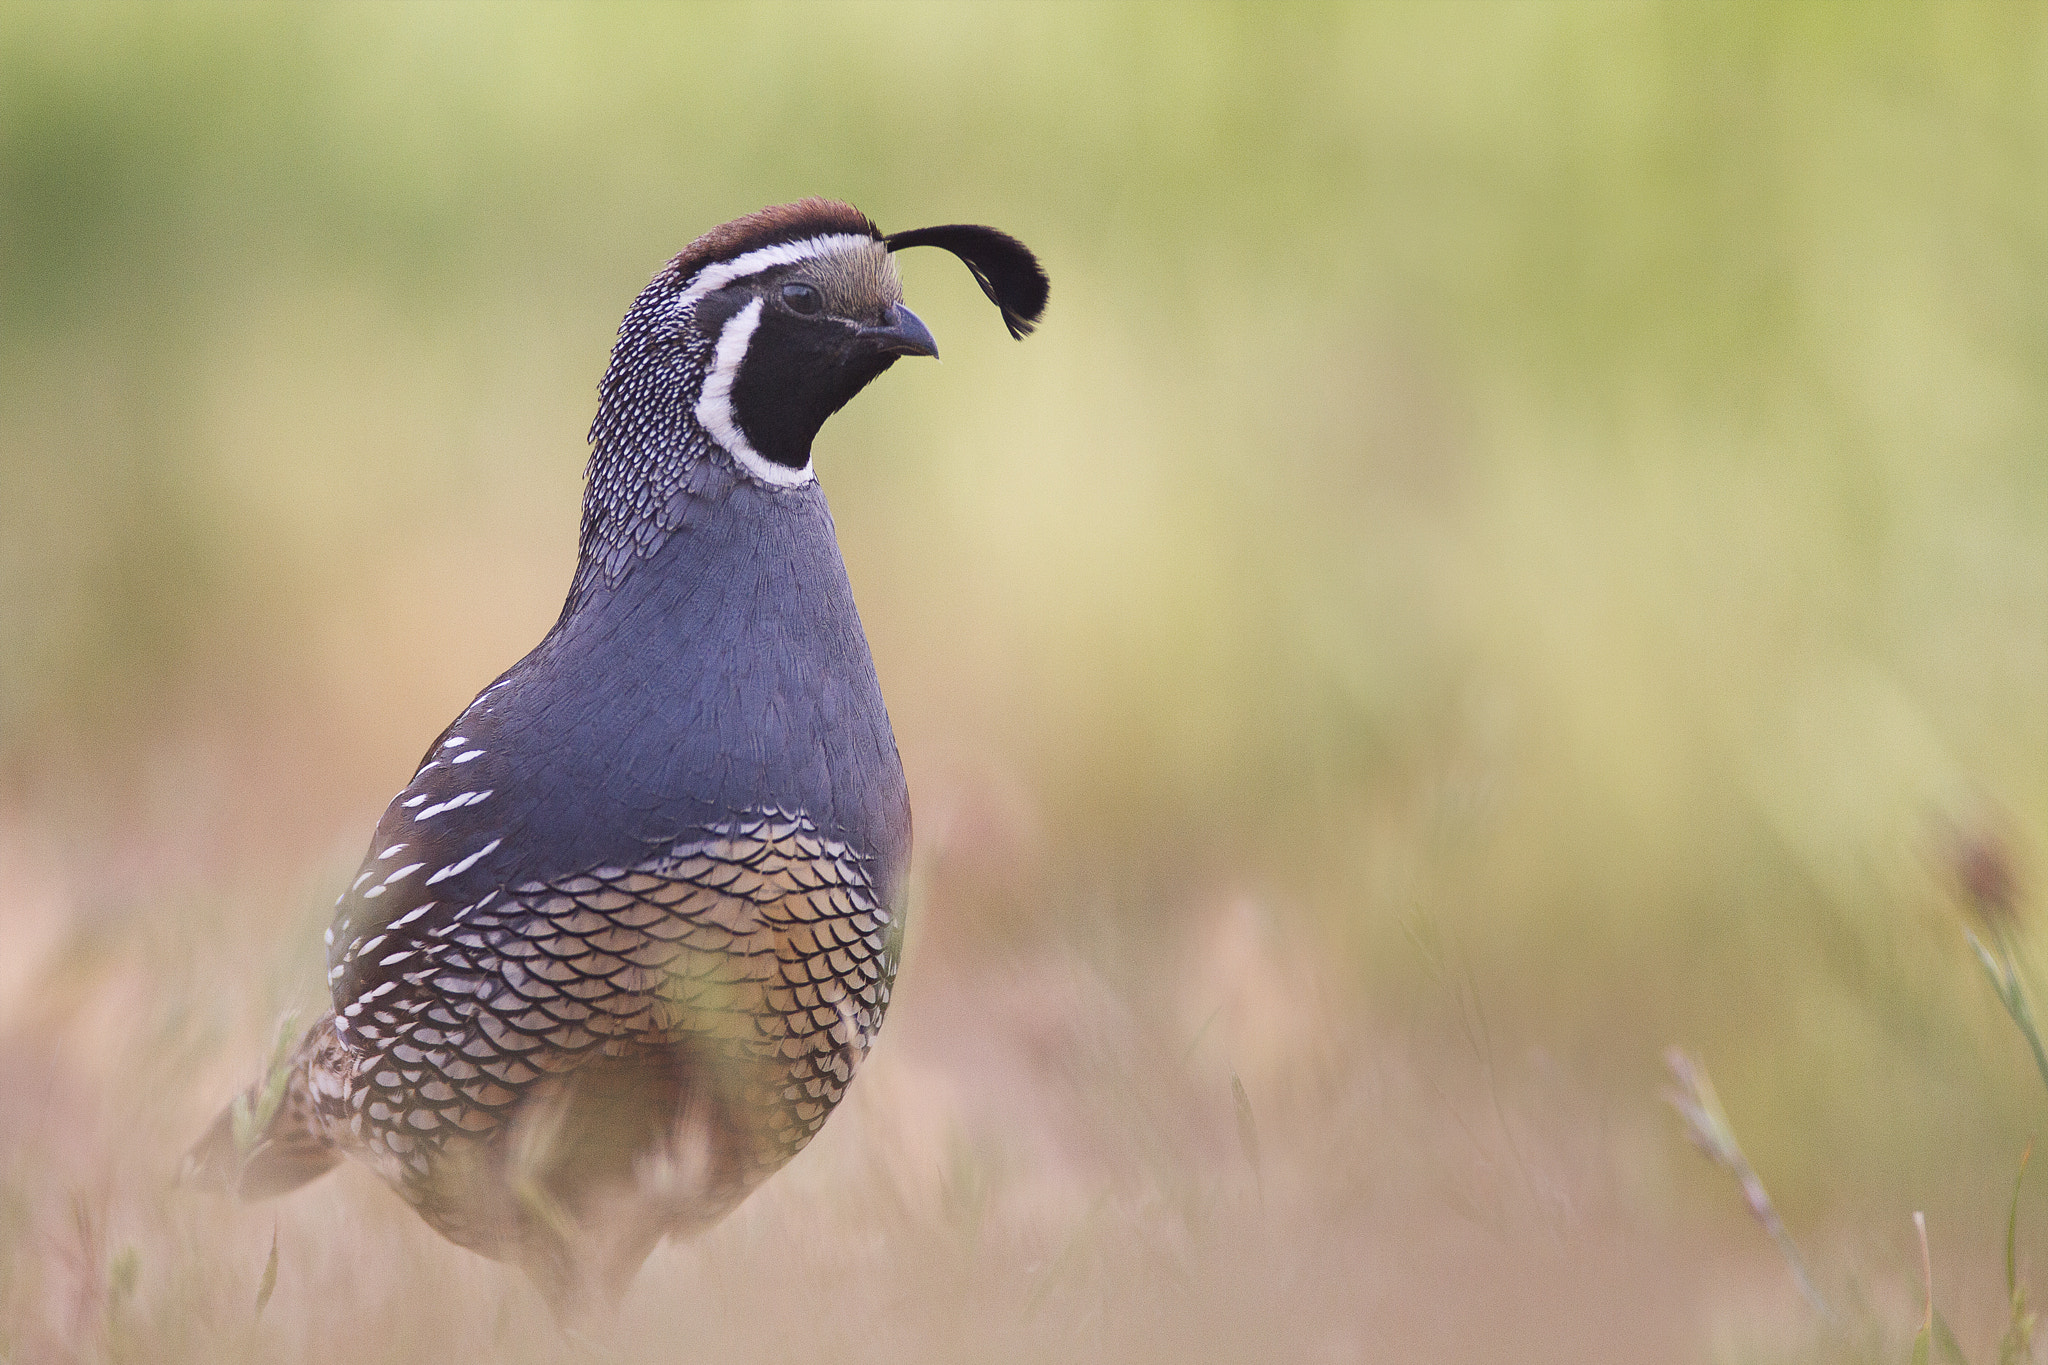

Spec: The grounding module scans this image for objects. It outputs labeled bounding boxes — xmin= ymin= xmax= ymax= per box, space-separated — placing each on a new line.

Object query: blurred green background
xmin=5 ymin=2 xmax=2048 ymax=1356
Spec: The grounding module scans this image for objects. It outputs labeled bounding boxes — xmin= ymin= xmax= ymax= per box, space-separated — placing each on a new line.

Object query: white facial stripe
xmin=678 ymin=232 xmax=877 ymax=306
xmin=695 ymin=296 xmax=816 ymax=490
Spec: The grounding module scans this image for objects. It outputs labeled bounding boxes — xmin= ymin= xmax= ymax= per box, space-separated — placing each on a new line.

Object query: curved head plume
xmin=884 ymin=224 xmax=1049 ymax=340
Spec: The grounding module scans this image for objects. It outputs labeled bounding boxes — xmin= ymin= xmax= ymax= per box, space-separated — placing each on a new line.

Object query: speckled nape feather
xmin=191 ymin=198 xmax=1044 ymax=1315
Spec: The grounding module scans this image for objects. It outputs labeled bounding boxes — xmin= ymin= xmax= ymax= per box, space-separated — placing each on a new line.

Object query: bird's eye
xmin=781 ymin=282 xmax=824 ymax=316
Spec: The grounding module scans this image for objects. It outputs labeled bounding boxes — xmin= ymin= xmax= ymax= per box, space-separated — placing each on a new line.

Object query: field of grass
xmin=5 ymin=3 xmax=2048 ymax=1360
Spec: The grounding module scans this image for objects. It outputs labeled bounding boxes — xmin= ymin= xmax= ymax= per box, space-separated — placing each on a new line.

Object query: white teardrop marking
xmin=426 ymin=838 xmax=502 ymax=887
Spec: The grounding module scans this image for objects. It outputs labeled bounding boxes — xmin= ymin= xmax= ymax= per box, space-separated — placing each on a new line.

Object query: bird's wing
xmin=326 ymin=697 xmax=524 ymax=1012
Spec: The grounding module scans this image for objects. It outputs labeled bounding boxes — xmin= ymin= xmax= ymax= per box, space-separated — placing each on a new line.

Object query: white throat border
xmin=693 ymin=296 xmax=813 ymax=489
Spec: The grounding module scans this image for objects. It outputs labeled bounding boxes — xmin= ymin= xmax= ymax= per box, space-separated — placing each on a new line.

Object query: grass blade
xmin=1933 ymin=1308 xmax=1972 ymax=1365
xmin=254 ymin=1226 xmax=278 ymax=1318
xmin=1230 ymin=1073 xmax=1261 ymax=1178
xmin=2008 ymin=1142 xmax=2031 ymax=1303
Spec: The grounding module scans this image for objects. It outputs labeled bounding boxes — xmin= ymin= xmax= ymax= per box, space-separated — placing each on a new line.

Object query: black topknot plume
xmin=884 ymin=224 xmax=1050 ymax=340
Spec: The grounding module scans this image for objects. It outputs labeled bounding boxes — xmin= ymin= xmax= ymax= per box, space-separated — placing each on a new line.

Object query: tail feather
xmin=184 ymin=1013 xmax=343 ymax=1200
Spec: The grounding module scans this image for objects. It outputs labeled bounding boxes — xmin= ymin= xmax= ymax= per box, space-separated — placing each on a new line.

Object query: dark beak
xmin=857 ymin=303 xmax=939 ymax=360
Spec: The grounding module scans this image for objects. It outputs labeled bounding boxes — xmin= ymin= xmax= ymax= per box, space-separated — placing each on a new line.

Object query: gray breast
xmin=330 ymin=460 xmax=910 ymax=1043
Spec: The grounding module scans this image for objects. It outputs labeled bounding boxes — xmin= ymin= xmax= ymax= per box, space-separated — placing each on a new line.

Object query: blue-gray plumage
xmin=188 ymin=198 xmax=1047 ymax=1310
xmin=331 ymin=461 xmax=909 ymax=976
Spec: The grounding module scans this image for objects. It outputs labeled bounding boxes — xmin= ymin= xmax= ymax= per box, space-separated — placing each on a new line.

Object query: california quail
xmin=188 ymin=199 xmax=1048 ymax=1308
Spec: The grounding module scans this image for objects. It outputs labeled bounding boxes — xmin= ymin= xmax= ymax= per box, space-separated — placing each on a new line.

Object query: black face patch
xmin=693 ymin=287 xmax=745 ymax=340
xmin=729 ymin=308 xmax=899 ymax=470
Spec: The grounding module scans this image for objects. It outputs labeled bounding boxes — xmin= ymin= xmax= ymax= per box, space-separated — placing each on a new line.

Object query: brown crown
xmin=666 ymin=198 xmax=883 ymax=285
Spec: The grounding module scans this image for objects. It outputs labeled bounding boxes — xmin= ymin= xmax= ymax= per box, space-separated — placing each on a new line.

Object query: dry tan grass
xmin=0 ymin=814 xmax=1800 ymax=1365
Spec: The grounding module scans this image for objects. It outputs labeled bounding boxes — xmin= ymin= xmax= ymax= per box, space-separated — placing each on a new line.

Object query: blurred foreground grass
xmin=5 ymin=3 xmax=2048 ymax=1359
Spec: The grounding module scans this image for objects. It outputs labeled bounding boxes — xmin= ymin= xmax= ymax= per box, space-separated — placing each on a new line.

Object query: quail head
xmin=188 ymin=199 xmax=1048 ymax=1310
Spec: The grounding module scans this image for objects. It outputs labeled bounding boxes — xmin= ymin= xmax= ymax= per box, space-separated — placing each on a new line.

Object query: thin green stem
xmin=1664 ymin=1048 xmax=1834 ymax=1322
xmin=1970 ymin=929 xmax=2048 ymax=1101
